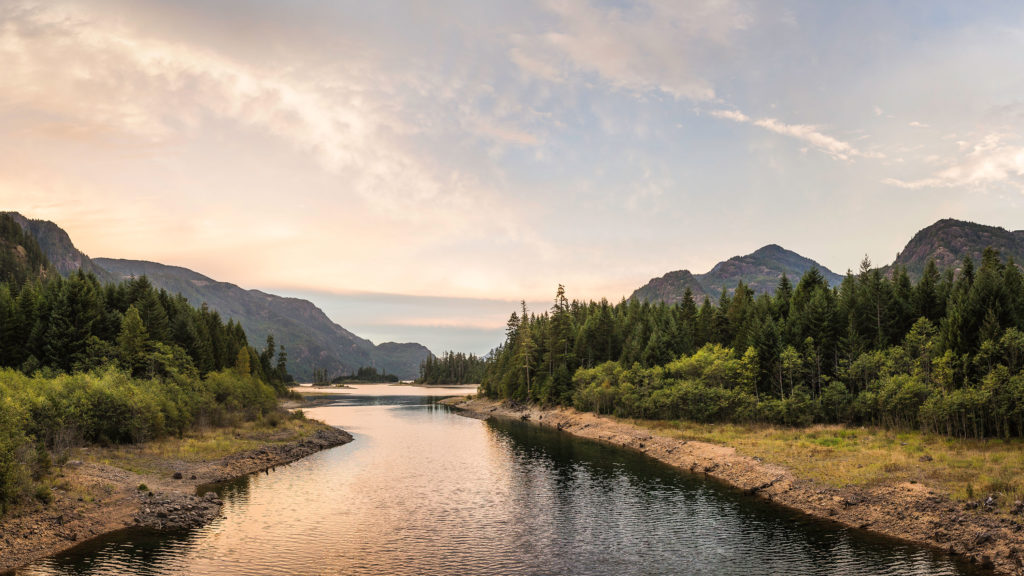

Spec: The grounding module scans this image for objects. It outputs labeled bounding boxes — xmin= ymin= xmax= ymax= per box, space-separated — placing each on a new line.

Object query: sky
xmin=3 ymin=1 xmax=1024 ymax=355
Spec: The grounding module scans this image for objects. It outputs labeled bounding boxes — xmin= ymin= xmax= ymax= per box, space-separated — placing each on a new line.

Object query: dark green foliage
xmin=418 ymin=351 xmax=487 ymax=385
xmin=483 ymin=252 xmax=1024 ymax=438
xmin=0 ymin=366 xmax=277 ymax=512
xmin=331 ymin=366 xmax=399 ymax=384
xmin=93 ymin=258 xmax=430 ymax=380
xmin=0 ymin=213 xmax=54 ymax=290
xmin=0 ymin=267 xmax=291 ymax=515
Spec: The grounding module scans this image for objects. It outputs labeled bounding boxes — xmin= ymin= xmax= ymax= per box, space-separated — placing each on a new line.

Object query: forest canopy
xmin=0 ymin=215 xmax=291 ymax=514
xmin=481 ymin=250 xmax=1024 ymax=439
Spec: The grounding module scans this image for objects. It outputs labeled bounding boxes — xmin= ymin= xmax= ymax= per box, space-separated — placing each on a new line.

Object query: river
xmin=15 ymin=385 xmax=987 ymax=575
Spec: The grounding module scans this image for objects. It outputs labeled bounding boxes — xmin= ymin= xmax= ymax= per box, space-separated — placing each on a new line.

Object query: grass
xmin=82 ymin=412 xmax=324 ymax=476
xmin=631 ymin=418 xmax=1024 ymax=510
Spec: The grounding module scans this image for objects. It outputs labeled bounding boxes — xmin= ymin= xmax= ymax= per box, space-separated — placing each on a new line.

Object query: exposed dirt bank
xmin=0 ymin=423 xmax=352 ymax=573
xmin=444 ymin=396 xmax=1024 ymax=576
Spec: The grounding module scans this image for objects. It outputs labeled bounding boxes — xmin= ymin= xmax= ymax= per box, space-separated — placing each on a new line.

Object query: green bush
xmin=0 ymin=366 xmax=282 ymax=514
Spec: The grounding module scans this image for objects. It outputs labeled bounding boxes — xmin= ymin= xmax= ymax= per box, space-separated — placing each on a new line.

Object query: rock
xmin=1012 ymin=501 xmax=1024 ymax=515
xmin=973 ymin=531 xmax=994 ymax=548
xmin=985 ymin=494 xmax=998 ymax=509
xmin=919 ymin=454 xmax=933 ymax=462
xmin=172 ymin=472 xmax=183 ymax=480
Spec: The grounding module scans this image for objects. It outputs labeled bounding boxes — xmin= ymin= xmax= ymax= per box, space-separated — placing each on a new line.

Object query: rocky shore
xmin=444 ymin=396 xmax=1024 ymax=576
xmin=0 ymin=424 xmax=352 ymax=572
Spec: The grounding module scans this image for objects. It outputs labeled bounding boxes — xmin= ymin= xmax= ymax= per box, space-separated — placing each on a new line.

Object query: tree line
xmin=481 ymin=250 xmax=1024 ymax=439
xmin=418 ymin=351 xmax=487 ymax=385
xmin=0 ymin=219 xmax=293 ymax=514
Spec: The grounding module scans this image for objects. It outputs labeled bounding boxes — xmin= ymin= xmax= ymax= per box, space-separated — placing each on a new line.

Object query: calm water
xmin=14 ymin=385 xmax=987 ymax=576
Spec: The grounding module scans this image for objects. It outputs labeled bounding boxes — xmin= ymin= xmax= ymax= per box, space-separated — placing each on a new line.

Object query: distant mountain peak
xmin=631 ymin=244 xmax=842 ymax=305
xmin=753 ymin=243 xmax=786 ymax=254
xmin=892 ymin=219 xmax=1024 ymax=277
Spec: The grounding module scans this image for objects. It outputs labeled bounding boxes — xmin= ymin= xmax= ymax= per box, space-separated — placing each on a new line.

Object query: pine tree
xmin=117 ymin=305 xmax=149 ymax=376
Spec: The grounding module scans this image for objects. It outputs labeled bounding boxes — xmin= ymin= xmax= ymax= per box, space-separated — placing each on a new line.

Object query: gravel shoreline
xmin=444 ymin=396 xmax=1024 ymax=576
xmin=0 ymin=423 xmax=352 ymax=573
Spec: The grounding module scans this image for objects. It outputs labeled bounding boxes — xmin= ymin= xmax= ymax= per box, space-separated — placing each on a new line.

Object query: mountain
xmin=891 ymin=219 xmax=1024 ymax=278
xmin=3 ymin=211 xmax=431 ymax=380
xmin=95 ymin=258 xmax=431 ymax=380
xmin=698 ymin=244 xmax=844 ymax=295
xmin=3 ymin=212 xmax=117 ymax=284
xmin=631 ymin=244 xmax=843 ymax=305
xmin=0 ymin=213 xmax=55 ymax=287
xmin=629 ymin=270 xmax=709 ymax=306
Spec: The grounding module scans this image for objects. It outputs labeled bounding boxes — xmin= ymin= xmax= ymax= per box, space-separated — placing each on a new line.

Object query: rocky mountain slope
xmin=4 ymin=211 xmax=431 ymax=380
xmin=3 ymin=212 xmax=116 ymax=284
xmin=890 ymin=218 xmax=1024 ymax=278
xmin=0 ymin=212 xmax=54 ymax=287
xmin=95 ymin=258 xmax=430 ymax=381
xmin=632 ymin=244 xmax=842 ymax=304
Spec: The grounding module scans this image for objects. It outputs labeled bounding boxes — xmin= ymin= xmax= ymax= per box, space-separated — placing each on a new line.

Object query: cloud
xmin=883 ymin=133 xmax=1024 ymax=190
xmin=710 ymin=108 xmax=881 ymax=161
xmin=908 ymin=121 xmax=930 ymax=128
xmin=510 ymin=0 xmax=751 ymax=101
xmin=0 ymin=2 xmax=505 ymax=223
xmin=709 ymin=109 xmax=750 ymax=123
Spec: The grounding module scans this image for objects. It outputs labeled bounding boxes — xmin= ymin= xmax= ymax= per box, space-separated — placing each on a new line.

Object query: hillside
xmin=2 ymin=211 xmax=431 ymax=380
xmin=3 ymin=212 xmax=117 ymax=284
xmin=0 ymin=213 xmax=55 ymax=287
xmin=891 ymin=219 xmax=1024 ymax=278
xmin=631 ymin=244 xmax=841 ymax=304
xmin=95 ymin=258 xmax=431 ymax=380
xmin=630 ymin=270 xmax=709 ymax=305
xmin=697 ymin=244 xmax=843 ymax=296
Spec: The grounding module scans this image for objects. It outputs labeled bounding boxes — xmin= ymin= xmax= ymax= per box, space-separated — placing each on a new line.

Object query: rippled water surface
xmin=15 ymin=384 xmax=987 ymax=576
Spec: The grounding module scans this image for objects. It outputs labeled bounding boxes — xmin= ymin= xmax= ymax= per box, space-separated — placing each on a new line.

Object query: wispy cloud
xmin=883 ymin=134 xmax=1024 ymax=190
xmin=710 ymin=108 xmax=881 ymax=161
xmin=0 ymin=2 xmax=503 ymax=222
xmin=510 ymin=0 xmax=751 ymax=101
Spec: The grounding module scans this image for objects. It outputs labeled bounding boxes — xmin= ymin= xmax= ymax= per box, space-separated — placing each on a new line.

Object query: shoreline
xmin=443 ymin=396 xmax=1024 ymax=576
xmin=0 ymin=418 xmax=352 ymax=573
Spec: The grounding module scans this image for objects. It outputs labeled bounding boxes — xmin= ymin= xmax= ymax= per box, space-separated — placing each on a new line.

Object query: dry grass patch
xmin=630 ymin=418 xmax=1024 ymax=510
xmin=81 ymin=414 xmax=324 ymax=476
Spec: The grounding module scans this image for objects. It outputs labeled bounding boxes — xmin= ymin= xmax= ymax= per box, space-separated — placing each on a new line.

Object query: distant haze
xmin=271 ymin=289 xmax=550 ymax=357
xmin=3 ymin=1 xmax=1024 ymax=351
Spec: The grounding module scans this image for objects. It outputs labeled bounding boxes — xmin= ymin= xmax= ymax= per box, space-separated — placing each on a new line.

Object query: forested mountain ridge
xmin=698 ymin=244 xmax=843 ymax=296
xmin=95 ymin=259 xmax=431 ymax=380
xmin=890 ymin=219 xmax=1024 ymax=279
xmin=3 ymin=212 xmax=117 ymax=284
xmin=631 ymin=244 xmax=842 ymax=304
xmin=3 ymin=212 xmax=430 ymax=380
xmin=630 ymin=270 xmax=709 ymax=305
xmin=0 ymin=213 xmax=55 ymax=287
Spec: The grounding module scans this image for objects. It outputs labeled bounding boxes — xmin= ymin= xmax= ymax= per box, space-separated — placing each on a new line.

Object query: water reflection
xmin=14 ymin=384 xmax=989 ymax=576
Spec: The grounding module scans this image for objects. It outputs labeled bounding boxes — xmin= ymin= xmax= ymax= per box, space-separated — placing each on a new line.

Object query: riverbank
xmin=443 ymin=396 xmax=1024 ymax=575
xmin=0 ymin=414 xmax=352 ymax=573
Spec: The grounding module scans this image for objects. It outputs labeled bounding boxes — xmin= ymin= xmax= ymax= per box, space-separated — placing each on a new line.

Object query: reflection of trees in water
xmin=199 ymin=473 xmax=253 ymax=503
xmin=484 ymin=417 xmax=984 ymax=576
xmin=44 ymin=526 xmax=199 ymax=573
